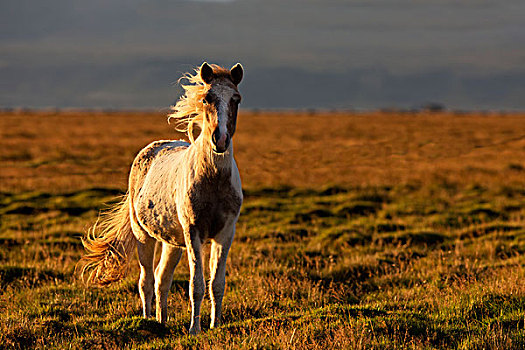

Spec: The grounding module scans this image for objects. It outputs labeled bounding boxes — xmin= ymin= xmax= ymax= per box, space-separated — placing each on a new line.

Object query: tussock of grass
xmin=335 ymin=201 xmax=380 ymax=217
xmin=378 ymin=230 xmax=446 ymax=246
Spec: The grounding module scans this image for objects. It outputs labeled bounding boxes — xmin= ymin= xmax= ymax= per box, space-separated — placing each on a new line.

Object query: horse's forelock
xmin=206 ymin=64 xmax=234 ymax=82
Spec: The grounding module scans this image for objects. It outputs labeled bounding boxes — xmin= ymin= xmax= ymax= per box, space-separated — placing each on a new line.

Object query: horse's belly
xmin=135 ymin=199 xmax=186 ymax=246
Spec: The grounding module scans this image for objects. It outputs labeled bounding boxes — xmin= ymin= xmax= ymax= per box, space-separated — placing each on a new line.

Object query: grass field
xmin=0 ymin=110 xmax=524 ymax=349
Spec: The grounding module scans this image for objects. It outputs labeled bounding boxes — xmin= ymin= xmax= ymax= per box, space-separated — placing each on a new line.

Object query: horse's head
xmin=200 ymin=62 xmax=243 ymax=154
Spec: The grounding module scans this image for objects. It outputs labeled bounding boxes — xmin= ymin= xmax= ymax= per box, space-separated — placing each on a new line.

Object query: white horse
xmin=78 ymin=62 xmax=244 ymax=334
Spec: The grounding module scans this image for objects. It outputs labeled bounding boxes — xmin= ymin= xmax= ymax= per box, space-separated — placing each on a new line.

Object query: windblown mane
xmin=169 ymin=64 xmax=231 ymax=143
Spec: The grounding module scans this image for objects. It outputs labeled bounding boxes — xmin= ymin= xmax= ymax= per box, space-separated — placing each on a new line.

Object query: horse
xmin=78 ymin=62 xmax=244 ymax=335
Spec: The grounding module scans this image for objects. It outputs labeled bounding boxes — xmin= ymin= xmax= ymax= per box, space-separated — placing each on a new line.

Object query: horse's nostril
xmin=212 ymin=128 xmax=221 ymax=145
xmin=211 ymin=128 xmax=230 ymax=153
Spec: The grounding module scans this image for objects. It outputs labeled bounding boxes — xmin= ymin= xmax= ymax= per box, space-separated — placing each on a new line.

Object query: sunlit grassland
xmin=0 ymin=110 xmax=524 ymax=349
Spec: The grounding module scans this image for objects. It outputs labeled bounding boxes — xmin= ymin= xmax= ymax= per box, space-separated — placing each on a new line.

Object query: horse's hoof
xmin=189 ymin=326 xmax=200 ymax=335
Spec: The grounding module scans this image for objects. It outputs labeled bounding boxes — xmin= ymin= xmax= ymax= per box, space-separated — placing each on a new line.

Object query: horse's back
xmin=131 ymin=139 xmax=188 ymax=176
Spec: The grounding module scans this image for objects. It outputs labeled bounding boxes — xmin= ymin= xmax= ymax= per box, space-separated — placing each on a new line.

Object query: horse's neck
xmin=189 ymin=136 xmax=233 ymax=178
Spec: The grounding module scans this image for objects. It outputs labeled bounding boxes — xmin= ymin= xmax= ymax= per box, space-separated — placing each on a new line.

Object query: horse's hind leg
xmin=154 ymin=242 xmax=183 ymax=323
xmin=137 ymin=236 xmax=156 ymax=318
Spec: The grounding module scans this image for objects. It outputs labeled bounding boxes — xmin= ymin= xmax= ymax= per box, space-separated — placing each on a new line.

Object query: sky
xmin=1 ymin=0 xmax=524 ymax=110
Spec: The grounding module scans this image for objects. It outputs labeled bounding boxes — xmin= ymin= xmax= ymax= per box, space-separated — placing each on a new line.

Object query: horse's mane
xmin=168 ymin=64 xmax=230 ymax=143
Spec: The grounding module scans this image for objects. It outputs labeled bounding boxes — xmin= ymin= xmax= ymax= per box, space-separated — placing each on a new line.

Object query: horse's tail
xmin=77 ymin=193 xmax=135 ymax=286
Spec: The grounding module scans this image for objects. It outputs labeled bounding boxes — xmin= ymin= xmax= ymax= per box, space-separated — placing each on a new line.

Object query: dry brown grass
xmin=1 ymin=110 xmax=524 ymax=192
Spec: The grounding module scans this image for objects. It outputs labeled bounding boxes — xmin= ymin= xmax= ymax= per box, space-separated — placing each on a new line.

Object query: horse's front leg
xmin=209 ymin=222 xmax=235 ymax=329
xmin=184 ymin=228 xmax=205 ymax=335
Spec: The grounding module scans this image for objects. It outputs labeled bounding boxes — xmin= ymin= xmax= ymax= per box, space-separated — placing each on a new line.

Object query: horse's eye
xmin=232 ymin=96 xmax=241 ymax=104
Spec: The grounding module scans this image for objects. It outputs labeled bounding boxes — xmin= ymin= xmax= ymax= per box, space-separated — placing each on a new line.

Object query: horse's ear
xmin=200 ymin=62 xmax=214 ymax=84
xmin=230 ymin=63 xmax=243 ymax=85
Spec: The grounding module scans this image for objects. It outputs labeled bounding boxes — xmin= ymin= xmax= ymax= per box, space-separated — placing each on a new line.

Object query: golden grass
xmin=1 ymin=110 xmax=524 ymax=192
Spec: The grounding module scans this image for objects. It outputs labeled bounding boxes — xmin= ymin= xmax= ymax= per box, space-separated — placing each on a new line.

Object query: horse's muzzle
xmin=211 ymin=128 xmax=230 ymax=154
